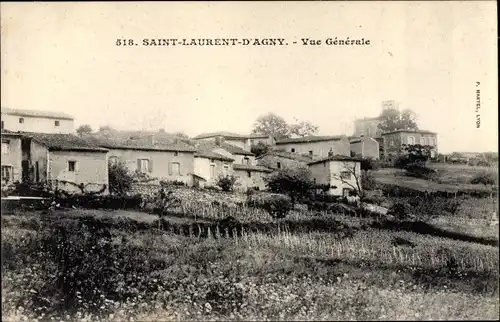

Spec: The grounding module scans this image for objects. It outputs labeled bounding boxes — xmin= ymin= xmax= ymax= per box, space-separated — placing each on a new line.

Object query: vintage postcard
xmin=1 ymin=1 xmax=498 ymax=321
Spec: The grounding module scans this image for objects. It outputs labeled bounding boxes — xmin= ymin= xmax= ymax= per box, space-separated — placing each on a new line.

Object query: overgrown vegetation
xmin=216 ymin=175 xmax=238 ymax=192
xmin=108 ymin=161 xmax=133 ymax=196
xmin=470 ymin=172 xmax=496 ymax=185
xmin=265 ymin=167 xmax=314 ymax=204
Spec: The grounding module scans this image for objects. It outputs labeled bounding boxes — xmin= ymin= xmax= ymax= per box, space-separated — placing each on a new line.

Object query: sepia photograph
xmin=1 ymin=1 xmax=498 ymax=321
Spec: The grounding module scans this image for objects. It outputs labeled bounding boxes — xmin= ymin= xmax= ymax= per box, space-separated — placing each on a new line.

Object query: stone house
xmin=2 ymin=131 xmax=109 ymax=193
xmin=193 ymin=149 xmax=234 ymax=188
xmin=232 ymin=164 xmax=272 ymax=191
xmin=381 ymin=129 xmax=438 ymax=161
xmin=86 ymin=134 xmax=197 ymax=186
xmin=349 ymin=136 xmax=380 ymax=159
xmin=1 ymin=130 xmax=23 ymax=184
xmin=193 ymin=131 xmax=275 ymax=151
xmin=353 ymin=116 xmax=382 ymax=138
xmin=308 ymin=156 xmax=362 ymax=197
xmin=274 ymin=135 xmax=351 ymax=158
xmin=256 ymin=150 xmax=312 ymax=171
xmin=191 ymin=139 xmax=272 ymax=191
xmin=1 ymin=107 xmax=75 ymax=134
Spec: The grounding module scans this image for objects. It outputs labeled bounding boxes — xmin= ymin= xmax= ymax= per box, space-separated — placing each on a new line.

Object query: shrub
xmin=470 ymin=172 xmax=496 ymax=185
xmin=55 ymin=194 xmax=143 ymax=210
xmin=108 ymin=161 xmax=133 ymax=196
xmin=361 ymin=158 xmax=381 ymax=171
xmin=160 ymin=180 xmax=186 ymax=186
xmin=247 ymin=193 xmax=292 ymax=219
xmin=387 ymin=202 xmax=414 ymax=221
xmin=216 ymin=175 xmax=238 ymax=192
xmin=265 ymin=167 xmax=314 ymax=204
xmin=361 ymin=170 xmax=377 ymax=190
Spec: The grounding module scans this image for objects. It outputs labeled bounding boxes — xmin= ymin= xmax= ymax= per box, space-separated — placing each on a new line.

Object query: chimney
xmin=148 ymin=134 xmax=156 ymax=146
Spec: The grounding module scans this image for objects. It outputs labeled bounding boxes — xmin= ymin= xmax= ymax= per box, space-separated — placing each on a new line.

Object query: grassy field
xmin=373 ymin=163 xmax=498 ymax=192
xmin=2 ymin=193 xmax=499 ymax=321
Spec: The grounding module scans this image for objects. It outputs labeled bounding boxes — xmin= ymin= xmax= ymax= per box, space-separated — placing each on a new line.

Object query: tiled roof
xmin=275 ymin=135 xmax=344 ymax=144
xmin=192 ymin=140 xmax=254 ymax=156
xmin=257 ymin=150 xmax=313 ymax=163
xmin=194 ymin=150 xmax=234 ymax=162
xmin=83 ymin=134 xmax=196 ymax=152
xmin=1 ymin=129 xmax=23 ymax=136
xmin=22 ymin=132 xmax=108 ymax=152
xmin=233 ymin=164 xmax=272 ymax=173
xmin=193 ymin=131 xmax=271 ymax=140
xmin=1 ymin=107 xmax=74 ymax=120
xmin=381 ymin=129 xmax=437 ymax=135
xmin=307 ymin=155 xmax=362 ymax=165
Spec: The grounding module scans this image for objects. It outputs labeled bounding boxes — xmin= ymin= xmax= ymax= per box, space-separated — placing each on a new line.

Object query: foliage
xmin=216 ymin=175 xmax=238 ymax=192
xmin=403 ymin=163 xmax=439 ymax=180
xmin=172 ymin=132 xmax=190 ymax=139
xmin=361 ymin=170 xmax=377 ymax=190
xmin=265 ymin=167 xmax=314 ymax=203
xmin=377 ymin=106 xmax=418 ymax=133
xmin=76 ymin=124 xmax=93 ymax=136
xmin=250 ymin=141 xmax=271 ymax=157
xmin=108 ymin=161 xmax=133 ymax=196
xmin=387 ymin=202 xmax=414 ymax=221
xmin=251 ymin=113 xmax=290 ymax=140
xmin=360 ymin=158 xmax=381 ymax=171
xmin=98 ymin=125 xmax=114 ymax=132
xmin=160 ymin=180 xmax=186 ymax=186
xmin=247 ymin=193 xmax=293 ymax=219
xmin=288 ymin=119 xmax=319 ymax=138
xmin=470 ymin=172 xmax=496 ymax=185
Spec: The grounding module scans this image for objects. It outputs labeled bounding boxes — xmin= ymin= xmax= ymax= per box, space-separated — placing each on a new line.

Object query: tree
xmin=288 ymin=119 xmax=319 ymax=137
xmin=265 ymin=167 xmax=314 ymax=204
xmin=216 ymin=175 xmax=238 ymax=192
xmin=98 ymin=125 xmax=114 ymax=132
xmin=377 ymin=106 xmax=418 ymax=133
xmin=331 ymin=161 xmax=364 ymax=198
xmin=173 ymin=132 xmax=190 ymax=139
xmin=252 ymin=113 xmax=290 ymax=140
xmin=76 ymin=124 xmax=93 ymax=136
xmin=250 ymin=141 xmax=270 ymax=157
xmin=108 ymin=161 xmax=133 ymax=196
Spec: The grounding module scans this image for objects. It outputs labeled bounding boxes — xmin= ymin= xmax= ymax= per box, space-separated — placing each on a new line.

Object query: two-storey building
xmin=1 ymin=107 xmax=75 ymax=134
xmin=274 ymin=135 xmax=351 ymax=158
xmin=381 ymin=129 xmax=438 ymax=161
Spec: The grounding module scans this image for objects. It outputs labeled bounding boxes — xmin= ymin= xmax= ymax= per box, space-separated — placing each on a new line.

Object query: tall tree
xmin=377 ymin=106 xmax=418 ymax=133
xmin=252 ymin=113 xmax=290 ymax=139
xmin=76 ymin=124 xmax=93 ymax=136
xmin=288 ymin=120 xmax=319 ymax=137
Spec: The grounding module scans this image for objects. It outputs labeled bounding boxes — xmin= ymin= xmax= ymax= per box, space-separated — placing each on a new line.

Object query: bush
xmin=160 ymin=180 xmax=186 ymax=186
xmin=247 ymin=193 xmax=292 ymax=219
xmin=108 ymin=161 xmax=133 ymax=195
xmin=265 ymin=167 xmax=314 ymax=204
xmin=470 ymin=172 xmax=496 ymax=185
xmin=216 ymin=175 xmax=238 ymax=192
xmin=361 ymin=170 xmax=377 ymax=190
xmin=387 ymin=202 xmax=414 ymax=221
xmin=361 ymin=158 xmax=381 ymax=171
xmin=55 ymin=194 xmax=143 ymax=210
xmin=403 ymin=163 xmax=438 ymax=180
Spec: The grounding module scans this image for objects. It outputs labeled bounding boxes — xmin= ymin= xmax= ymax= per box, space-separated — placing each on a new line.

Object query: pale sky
xmin=1 ymin=1 xmax=497 ymax=153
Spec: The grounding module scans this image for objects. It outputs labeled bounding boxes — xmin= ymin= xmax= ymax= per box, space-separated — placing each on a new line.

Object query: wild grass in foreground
xmin=2 ymin=210 xmax=499 ymax=321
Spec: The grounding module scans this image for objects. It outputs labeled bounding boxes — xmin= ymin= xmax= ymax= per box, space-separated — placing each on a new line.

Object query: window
xmin=277 ymin=162 xmax=281 ymax=169
xmin=429 ymin=138 xmax=435 ymax=146
xmin=139 ymin=159 xmax=150 ymax=173
xmin=390 ymin=140 xmax=395 ymax=146
xmin=420 ymin=137 xmax=426 ymax=145
xmin=309 ymin=151 xmax=313 ymax=156
xmin=407 ymin=136 xmax=415 ymax=145
xmin=68 ymin=161 xmax=77 ymax=172
xmin=291 ymin=148 xmax=295 ymax=153
xmin=19 ymin=118 xmax=24 ymax=124
xmin=223 ymin=165 xmax=229 ymax=174
xmin=209 ymin=159 xmax=214 ymax=163
xmin=243 ymin=157 xmax=250 ymax=165
xmin=2 ymin=141 xmax=9 ymax=154
xmin=340 ymin=171 xmax=351 ymax=180
xmin=174 ymin=151 xmax=178 ymax=157
xmin=210 ymin=165 xmax=215 ymax=177
xmin=171 ymin=162 xmax=180 ymax=175
xmin=1 ymin=165 xmax=12 ymax=182
xmin=247 ymin=171 xmax=252 ymax=178
xmin=54 ymin=120 xmax=60 ymax=127
xmin=109 ymin=156 xmax=118 ymax=165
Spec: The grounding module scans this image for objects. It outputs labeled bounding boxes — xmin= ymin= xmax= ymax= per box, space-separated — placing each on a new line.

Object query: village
xmin=1 ymin=100 xmax=443 ymax=197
